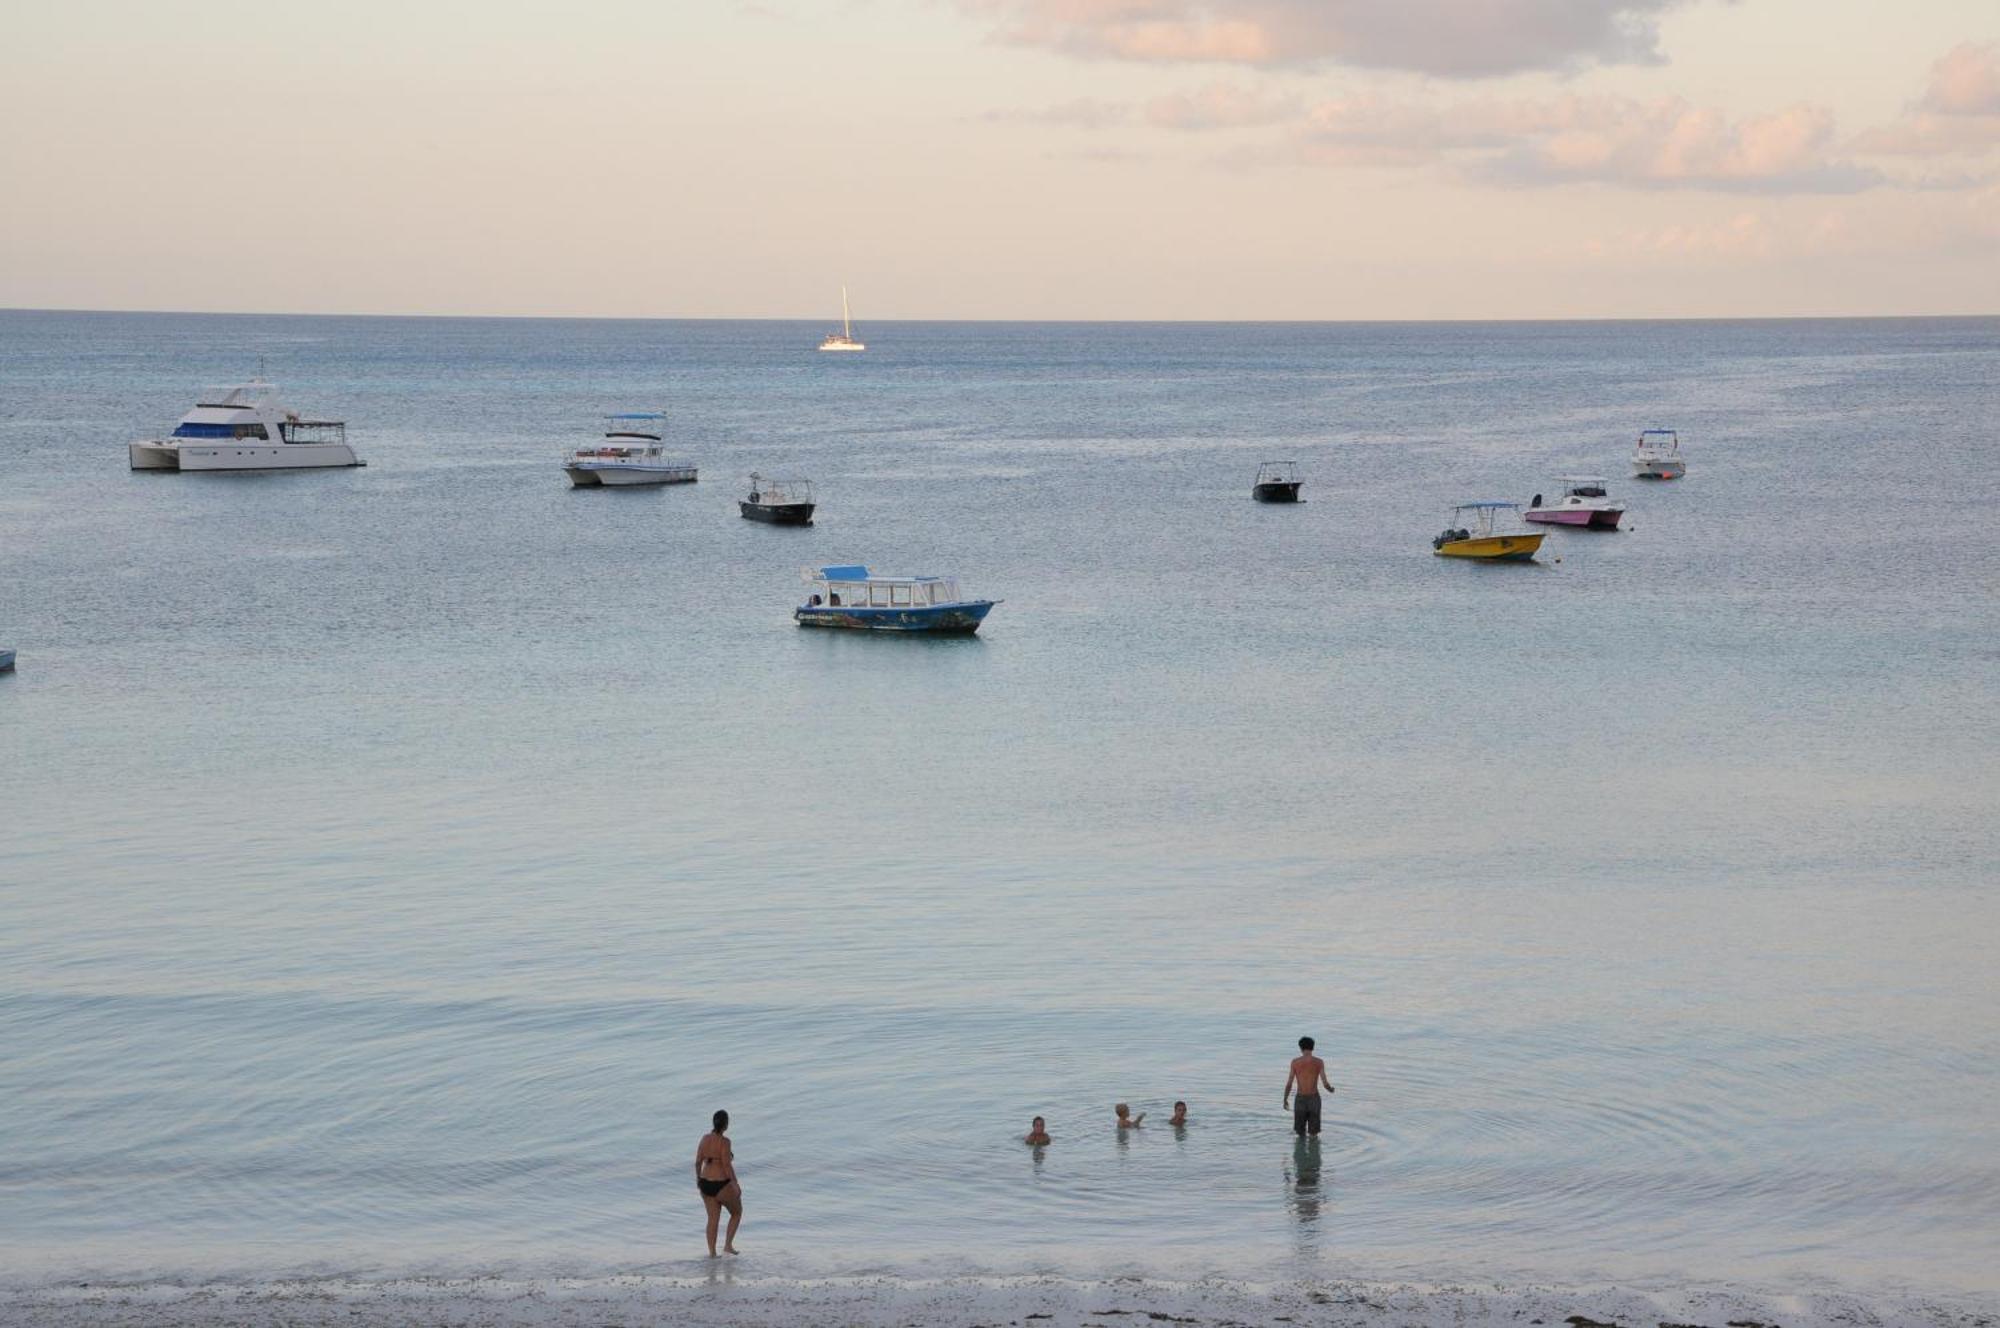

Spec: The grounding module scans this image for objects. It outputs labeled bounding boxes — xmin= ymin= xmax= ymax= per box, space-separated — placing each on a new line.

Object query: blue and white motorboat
xmin=0 ymin=647 xmax=14 ymax=671
xmin=795 ymin=565 xmax=997 ymax=634
xmin=129 ymin=380 xmax=360 ymax=471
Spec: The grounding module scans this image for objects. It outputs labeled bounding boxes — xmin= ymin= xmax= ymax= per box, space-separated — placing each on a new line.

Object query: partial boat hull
xmin=1525 ymin=506 xmax=1623 ymax=528
xmin=1253 ymin=482 xmax=1302 ymax=503
xmin=1434 ymin=533 xmax=1545 ymax=561
xmin=795 ymin=601 xmax=995 ymax=634
xmin=741 ymin=501 xmax=815 ymax=525
xmin=1632 ymin=460 xmax=1685 ymax=480
xmin=129 ymin=440 xmax=361 ymax=471
xmin=566 ymin=464 xmax=698 ymax=487
xmin=0 ymin=648 xmax=14 ymax=672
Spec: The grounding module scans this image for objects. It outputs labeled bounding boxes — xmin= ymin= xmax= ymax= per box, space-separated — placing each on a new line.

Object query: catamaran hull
xmin=795 ymin=602 xmax=995 ymax=634
xmin=566 ymin=465 xmax=698 ymax=487
xmin=1525 ymin=507 xmax=1623 ymax=528
xmin=741 ymin=501 xmax=815 ymax=525
xmin=129 ymin=441 xmax=361 ymax=471
xmin=1434 ymin=533 xmax=1545 ymax=561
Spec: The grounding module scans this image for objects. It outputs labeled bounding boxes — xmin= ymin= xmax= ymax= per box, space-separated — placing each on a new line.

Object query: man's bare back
xmin=1288 ymin=1054 xmax=1330 ymax=1099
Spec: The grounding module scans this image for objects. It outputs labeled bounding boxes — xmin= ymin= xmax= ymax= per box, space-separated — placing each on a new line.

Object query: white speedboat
xmin=129 ymin=381 xmax=361 ymax=471
xmin=817 ymin=287 xmax=866 ymax=352
xmin=563 ymin=414 xmax=696 ymax=487
xmin=1526 ymin=476 xmax=1625 ymax=529
xmin=1632 ymin=429 xmax=1686 ymax=480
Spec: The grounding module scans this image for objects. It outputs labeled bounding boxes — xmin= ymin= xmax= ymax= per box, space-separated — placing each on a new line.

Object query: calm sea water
xmin=1 ymin=311 xmax=1995 ymax=1292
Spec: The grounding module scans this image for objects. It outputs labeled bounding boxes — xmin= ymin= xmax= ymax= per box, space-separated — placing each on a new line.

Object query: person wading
xmin=1283 ymin=1036 xmax=1336 ymax=1137
xmin=695 ymin=1109 xmax=743 ymax=1256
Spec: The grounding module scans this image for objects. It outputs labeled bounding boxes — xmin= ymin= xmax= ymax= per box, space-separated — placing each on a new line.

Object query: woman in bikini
xmin=695 ymin=1109 xmax=742 ymax=1256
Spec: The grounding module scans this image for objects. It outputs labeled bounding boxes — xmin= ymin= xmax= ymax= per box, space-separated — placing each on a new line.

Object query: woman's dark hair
xmin=1299 ymin=1036 xmax=1315 ymax=1051
xmin=713 ymin=1109 xmax=729 ymax=1132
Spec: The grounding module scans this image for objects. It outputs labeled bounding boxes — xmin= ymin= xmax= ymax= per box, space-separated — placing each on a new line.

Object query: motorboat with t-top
xmin=818 ymin=287 xmax=866 ymax=352
xmin=796 ymin=565 xmax=996 ymax=633
xmin=741 ymin=473 xmax=816 ymax=525
xmin=129 ymin=381 xmax=360 ymax=471
xmin=1526 ymin=476 xmax=1625 ymax=529
xmin=1253 ymin=461 xmax=1303 ymax=503
xmin=563 ymin=414 xmax=696 ymax=487
xmin=1433 ymin=502 xmax=1547 ymax=561
xmin=1632 ymin=429 xmax=1686 ymax=480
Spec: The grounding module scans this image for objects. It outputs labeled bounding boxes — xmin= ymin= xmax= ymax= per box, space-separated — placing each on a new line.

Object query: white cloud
xmin=1144 ymin=82 xmax=1300 ymax=130
xmin=1852 ymin=42 xmax=2000 ymax=158
xmin=980 ymin=97 xmax=1132 ymax=128
xmin=1294 ymin=93 xmax=1882 ymax=192
xmin=963 ymin=0 xmax=1690 ymax=77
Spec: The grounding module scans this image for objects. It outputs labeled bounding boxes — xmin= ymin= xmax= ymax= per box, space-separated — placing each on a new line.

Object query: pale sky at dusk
xmin=2 ymin=0 xmax=1996 ymax=319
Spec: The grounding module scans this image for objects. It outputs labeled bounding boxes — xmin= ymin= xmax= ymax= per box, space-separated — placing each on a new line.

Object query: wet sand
xmin=4 ymin=1274 xmax=1993 ymax=1328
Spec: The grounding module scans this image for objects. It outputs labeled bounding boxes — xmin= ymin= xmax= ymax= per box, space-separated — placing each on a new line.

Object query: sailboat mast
xmin=841 ymin=286 xmax=851 ymax=339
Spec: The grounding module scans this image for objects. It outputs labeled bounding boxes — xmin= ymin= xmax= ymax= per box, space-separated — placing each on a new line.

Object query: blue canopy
xmin=819 ymin=564 xmax=870 ymax=580
xmin=1453 ymin=501 xmax=1520 ymax=509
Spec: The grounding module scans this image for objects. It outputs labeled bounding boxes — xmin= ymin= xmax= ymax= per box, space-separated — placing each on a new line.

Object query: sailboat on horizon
xmin=818 ymin=286 xmax=866 ymax=352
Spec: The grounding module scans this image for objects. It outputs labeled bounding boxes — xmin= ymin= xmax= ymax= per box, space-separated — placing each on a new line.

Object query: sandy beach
xmin=4 ymin=1273 xmax=1994 ymax=1328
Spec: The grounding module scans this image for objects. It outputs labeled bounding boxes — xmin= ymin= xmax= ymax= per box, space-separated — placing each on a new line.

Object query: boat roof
xmin=1453 ymin=500 xmax=1520 ymax=510
xmin=195 ymin=381 xmax=280 ymax=407
xmin=607 ymin=411 xmax=665 ymax=420
xmin=815 ymin=564 xmax=947 ymax=583
xmin=1640 ymin=428 xmax=1678 ymax=436
xmin=1559 ymin=474 xmax=1609 ymax=483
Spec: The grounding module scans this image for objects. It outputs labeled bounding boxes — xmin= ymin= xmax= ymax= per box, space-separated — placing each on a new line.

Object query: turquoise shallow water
xmin=0 ymin=311 xmax=1996 ymax=1291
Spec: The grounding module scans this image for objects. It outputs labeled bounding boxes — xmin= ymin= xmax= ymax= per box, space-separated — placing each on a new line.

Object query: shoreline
xmin=5 ymin=1272 xmax=1995 ymax=1328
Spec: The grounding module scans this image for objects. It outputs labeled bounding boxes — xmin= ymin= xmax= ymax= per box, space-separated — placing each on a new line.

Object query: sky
xmin=1 ymin=0 xmax=1996 ymax=319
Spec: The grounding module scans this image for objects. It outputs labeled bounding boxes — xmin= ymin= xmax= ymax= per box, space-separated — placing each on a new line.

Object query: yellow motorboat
xmin=1432 ymin=502 xmax=1546 ymax=561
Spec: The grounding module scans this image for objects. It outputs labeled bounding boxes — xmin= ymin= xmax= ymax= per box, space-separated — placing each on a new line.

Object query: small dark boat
xmin=1253 ymin=460 xmax=1302 ymax=503
xmin=740 ymin=473 xmax=816 ymax=525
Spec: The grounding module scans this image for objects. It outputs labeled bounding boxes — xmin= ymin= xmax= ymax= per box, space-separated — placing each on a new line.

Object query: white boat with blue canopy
xmin=796 ymin=565 xmax=997 ymax=634
xmin=129 ymin=380 xmax=360 ymax=471
xmin=564 ymin=413 xmax=696 ymax=487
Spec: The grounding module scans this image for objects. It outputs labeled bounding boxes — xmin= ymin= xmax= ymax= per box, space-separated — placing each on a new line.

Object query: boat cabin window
xmin=1572 ymin=484 xmax=1605 ymax=498
xmin=172 ymin=422 xmax=269 ymax=440
xmin=891 ymin=585 xmax=911 ymax=606
xmin=869 ymin=585 xmax=891 ymax=608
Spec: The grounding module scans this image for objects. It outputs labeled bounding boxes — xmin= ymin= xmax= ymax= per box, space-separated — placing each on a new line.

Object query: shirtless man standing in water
xmin=695 ymin=1110 xmax=742 ymax=1256
xmin=1283 ymin=1036 xmax=1336 ymax=1137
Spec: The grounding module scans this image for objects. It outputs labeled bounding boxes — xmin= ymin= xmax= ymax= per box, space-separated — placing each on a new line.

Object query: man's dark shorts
xmin=1293 ymin=1092 xmax=1322 ymax=1136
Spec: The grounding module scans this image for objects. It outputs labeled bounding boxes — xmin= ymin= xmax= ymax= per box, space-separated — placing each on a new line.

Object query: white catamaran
xmin=818 ymin=287 xmax=865 ymax=352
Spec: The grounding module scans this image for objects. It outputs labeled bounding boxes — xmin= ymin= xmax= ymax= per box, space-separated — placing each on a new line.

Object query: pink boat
xmin=1525 ymin=477 xmax=1624 ymax=529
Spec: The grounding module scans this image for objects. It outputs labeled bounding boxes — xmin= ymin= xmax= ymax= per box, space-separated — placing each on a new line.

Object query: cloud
xmin=1852 ymin=43 xmax=2000 ymax=158
xmin=963 ymin=0 xmax=1690 ymax=77
xmin=1921 ymin=41 xmax=2000 ymax=115
xmin=1144 ymin=82 xmax=1300 ymax=130
xmin=980 ymin=97 xmax=1131 ymax=128
xmin=1293 ymin=93 xmax=1883 ymax=192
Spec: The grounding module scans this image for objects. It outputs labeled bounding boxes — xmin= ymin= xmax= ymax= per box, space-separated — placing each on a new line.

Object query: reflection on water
xmin=1287 ymin=1136 xmax=1327 ymax=1236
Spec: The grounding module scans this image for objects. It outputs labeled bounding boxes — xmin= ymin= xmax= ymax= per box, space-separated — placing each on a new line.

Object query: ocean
xmin=1 ymin=310 xmax=1995 ymax=1303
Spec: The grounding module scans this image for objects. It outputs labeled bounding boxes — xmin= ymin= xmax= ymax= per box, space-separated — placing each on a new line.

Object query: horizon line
xmin=4 ymin=305 xmax=1997 ymax=326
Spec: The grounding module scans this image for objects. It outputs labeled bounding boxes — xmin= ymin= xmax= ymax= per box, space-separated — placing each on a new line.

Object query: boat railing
xmin=750 ymin=477 xmax=814 ymax=504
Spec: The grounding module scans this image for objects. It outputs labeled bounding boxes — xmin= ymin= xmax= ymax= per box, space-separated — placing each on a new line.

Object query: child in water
xmin=1024 ymin=1116 xmax=1051 ymax=1146
xmin=1168 ymin=1100 xmax=1187 ymax=1126
xmin=1115 ymin=1103 xmax=1145 ymax=1128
